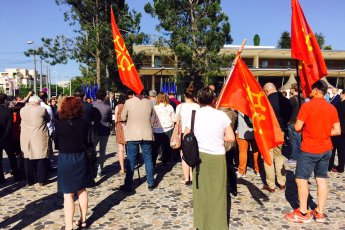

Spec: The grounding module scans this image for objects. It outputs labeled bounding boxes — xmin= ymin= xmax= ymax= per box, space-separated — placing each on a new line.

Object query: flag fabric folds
xmin=110 ymin=7 xmax=143 ymax=95
xmin=217 ymin=58 xmax=284 ymax=165
xmin=291 ymin=0 xmax=327 ymax=97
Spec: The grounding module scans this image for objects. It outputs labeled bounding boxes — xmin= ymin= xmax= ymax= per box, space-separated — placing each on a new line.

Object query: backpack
xmin=181 ymin=110 xmax=201 ymax=188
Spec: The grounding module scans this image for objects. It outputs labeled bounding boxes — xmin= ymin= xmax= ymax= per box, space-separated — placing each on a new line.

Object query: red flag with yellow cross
xmin=110 ymin=7 xmax=143 ymax=95
xmin=291 ymin=0 xmax=327 ymax=98
xmin=217 ymin=57 xmax=284 ymax=166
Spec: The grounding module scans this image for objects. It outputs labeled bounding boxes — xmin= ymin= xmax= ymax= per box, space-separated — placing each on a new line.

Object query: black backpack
xmin=182 ymin=110 xmax=201 ymax=188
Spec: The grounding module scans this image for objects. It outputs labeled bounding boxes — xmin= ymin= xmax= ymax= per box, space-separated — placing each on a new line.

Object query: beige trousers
xmin=264 ymin=144 xmax=286 ymax=189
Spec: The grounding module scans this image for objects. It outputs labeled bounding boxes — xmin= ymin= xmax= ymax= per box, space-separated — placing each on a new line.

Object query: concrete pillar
xmin=254 ymin=55 xmax=259 ymax=68
xmin=151 ymin=75 xmax=155 ymax=90
xmin=151 ymin=54 xmax=155 ymax=67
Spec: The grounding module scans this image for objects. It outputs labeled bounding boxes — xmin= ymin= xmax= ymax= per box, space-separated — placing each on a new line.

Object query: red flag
xmin=291 ymin=0 xmax=327 ymax=97
xmin=110 ymin=7 xmax=143 ymax=95
xmin=217 ymin=58 xmax=284 ymax=165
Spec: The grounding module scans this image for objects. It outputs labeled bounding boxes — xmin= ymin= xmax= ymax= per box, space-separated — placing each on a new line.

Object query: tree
xmin=277 ymin=31 xmax=291 ymax=49
xmin=323 ymin=45 xmax=332 ymax=50
xmin=315 ymin=32 xmax=325 ymax=49
xmin=253 ymin=34 xmax=260 ymax=46
xmin=144 ymin=0 xmax=232 ymax=87
xmin=25 ymin=0 xmax=147 ymax=90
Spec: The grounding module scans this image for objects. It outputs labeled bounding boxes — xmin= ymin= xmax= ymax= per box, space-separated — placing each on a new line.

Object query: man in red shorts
xmin=285 ymin=80 xmax=341 ymax=223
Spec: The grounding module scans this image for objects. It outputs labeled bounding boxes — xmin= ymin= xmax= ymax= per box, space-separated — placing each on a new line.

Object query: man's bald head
xmin=263 ymin=82 xmax=277 ymax=96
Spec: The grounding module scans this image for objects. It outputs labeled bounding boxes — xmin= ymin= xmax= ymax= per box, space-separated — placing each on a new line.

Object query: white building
xmin=0 ymin=68 xmax=46 ymax=96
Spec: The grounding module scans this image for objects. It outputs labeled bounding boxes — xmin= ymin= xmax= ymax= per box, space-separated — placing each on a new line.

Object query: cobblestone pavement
xmin=1 ymin=137 xmax=345 ymax=229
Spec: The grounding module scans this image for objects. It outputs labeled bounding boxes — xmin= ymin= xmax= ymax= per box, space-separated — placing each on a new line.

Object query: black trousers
xmin=0 ymin=143 xmax=19 ymax=181
xmin=226 ymin=147 xmax=238 ymax=194
xmin=329 ymin=135 xmax=345 ymax=172
xmin=152 ymin=130 xmax=173 ymax=166
xmin=24 ymin=158 xmax=49 ymax=184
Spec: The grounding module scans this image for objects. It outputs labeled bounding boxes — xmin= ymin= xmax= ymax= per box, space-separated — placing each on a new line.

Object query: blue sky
xmin=1 ymin=0 xmax=344 ymax=80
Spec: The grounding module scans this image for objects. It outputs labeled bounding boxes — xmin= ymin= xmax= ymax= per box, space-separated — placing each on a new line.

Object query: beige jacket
xmin=20 ymin=104 xmax=50 ymax=159
xmin=121 ymin=96 xmax=154 ymax=142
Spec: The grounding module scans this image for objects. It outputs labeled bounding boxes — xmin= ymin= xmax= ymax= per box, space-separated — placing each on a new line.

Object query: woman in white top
xmin=176 ymin=85 xmax=200 ymax=185
xmin=185 ymin=87 xmax=235 ymax=230
xmin=151 ymin=93 xmax=176 ymax=166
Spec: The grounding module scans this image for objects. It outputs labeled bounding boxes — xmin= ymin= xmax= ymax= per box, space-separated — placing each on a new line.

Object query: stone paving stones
xmin=1 ymin=138 xmax=345 ymax=229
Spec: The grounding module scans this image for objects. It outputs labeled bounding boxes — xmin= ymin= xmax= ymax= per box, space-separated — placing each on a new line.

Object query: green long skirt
xmin=193 ymin=152 xmax=228 ymax=230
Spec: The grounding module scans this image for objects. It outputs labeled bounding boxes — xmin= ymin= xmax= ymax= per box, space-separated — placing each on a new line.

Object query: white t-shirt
xmin=176 ymin=102 xmax=200 ymax=133
xmin=187 ymin=106 xmax=231 ymax=155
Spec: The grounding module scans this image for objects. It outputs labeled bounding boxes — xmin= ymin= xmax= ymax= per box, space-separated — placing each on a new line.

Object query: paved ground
xmin=1 ymin=137 xmax=345 ymax=230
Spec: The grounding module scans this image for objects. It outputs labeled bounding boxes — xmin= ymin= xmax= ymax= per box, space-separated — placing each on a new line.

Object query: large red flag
xmin=110 ymin=7 xmax=143 ymax=95
xmin=217 ymin=58 xmax=284 ymax=165
xmin=291 ymin=0 xmax=327 ymax=97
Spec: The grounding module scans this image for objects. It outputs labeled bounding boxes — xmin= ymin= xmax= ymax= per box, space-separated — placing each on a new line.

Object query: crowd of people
xmin=0 ymin=79 xmax=344 ymax=229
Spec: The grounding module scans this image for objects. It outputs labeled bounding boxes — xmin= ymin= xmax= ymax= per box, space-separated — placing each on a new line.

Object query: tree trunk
xmin=95 ymin=0 xmax=101 ymax=87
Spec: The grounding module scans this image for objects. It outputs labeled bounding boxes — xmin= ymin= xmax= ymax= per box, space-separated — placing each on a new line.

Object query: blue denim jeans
xmin=288 ymin=123 xmax=301 ymax=160
xmin=125 ymin=141 xmax=154 ymax=188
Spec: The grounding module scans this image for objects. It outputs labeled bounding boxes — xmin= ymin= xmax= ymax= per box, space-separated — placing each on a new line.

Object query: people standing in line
xmin=120 ymin=90 xmax=155 ymax=192
xmin=184 ymin=87 xmax=235 ymax=230
xmin=92 ymin=89 xmax=112 ymax=178
xmin=0 ymin=93 xmax=20 ymax=184
xmin=114 ymin=93 xmax=127 ymax=176
xmin=262 ymin=82 xmax=292 ymax=193
xmin=235 ymin=112 xmax=260 ymax=178
xmin=54 ymin=97 xmax=90 ymax=230
xmin=329 ymin=89 xmax=345 ymax=173
xmin=285 ymin=80 xmax=341 ymax=223
xmin=151 ymin=93 xmax=176 ymax=166
xmin=176 ymin=85 xmax=200 ymax=185
xmin=149 ymin=90 xmax=157 ymax=106
xmin=20 ymin=96 xmax=50 ymax=186
xmin=287 ymin=83 xmax=305 ymax=163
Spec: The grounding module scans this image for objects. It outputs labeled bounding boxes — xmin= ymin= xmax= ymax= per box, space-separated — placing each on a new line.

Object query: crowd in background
xmin=0 ymin=79 xmax=344 ymax=229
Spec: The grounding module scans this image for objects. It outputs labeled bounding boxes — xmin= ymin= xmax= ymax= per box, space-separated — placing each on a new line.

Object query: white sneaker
xmin=236 ymin=172 xmax=246 ymax=178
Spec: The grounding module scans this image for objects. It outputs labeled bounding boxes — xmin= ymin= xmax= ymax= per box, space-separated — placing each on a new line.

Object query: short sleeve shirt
xmin=187 ymin=106 xmax=231 ymax=155
xmin=297 ymin=98 xmax=339 ymax=154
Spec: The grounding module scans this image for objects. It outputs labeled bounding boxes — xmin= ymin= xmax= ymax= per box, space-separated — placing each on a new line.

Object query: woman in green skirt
xmin=185 ymin=87 xmax=235 ymax=230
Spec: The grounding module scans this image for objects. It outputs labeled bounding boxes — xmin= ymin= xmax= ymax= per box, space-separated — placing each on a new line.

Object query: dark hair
xmin=0 ymin=93 xmax=7 ymax=104
xmin=127 ymin=90 xmax=134 ymax=97
xmin=142 ymin=89 xmax=149 ymax=97
xmin=59 ymin=97 xmax=83 ymax=120
xmin=311 ymin=80 xmax=328 ymax=95
xmin=74 ymin=89 xmax=85 ymax=98
xmin=197 ymin=87 xmax=214 ymax=106
xmin=118 ymin=93 xmax=127 ymax=104
xmin=96 ymin=89 xmax=107 ymax=100
xmin=38 ymin=91 xmax=48 ymax=101
xmin=340 ymin=88 xmax=345 ymax=94
xmin=184 ymin=83 xmax=196 ymax=99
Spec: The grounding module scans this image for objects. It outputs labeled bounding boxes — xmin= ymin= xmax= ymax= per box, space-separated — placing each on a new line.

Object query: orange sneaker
xmin=310 ymin=209 xmax=325 ymax=223
xmin=285 ymin=208 xmax=311 ymax=223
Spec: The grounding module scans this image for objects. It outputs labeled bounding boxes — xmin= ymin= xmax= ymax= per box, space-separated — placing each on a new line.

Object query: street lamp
xmin=27 ymin=41 xmax=37 ymax=94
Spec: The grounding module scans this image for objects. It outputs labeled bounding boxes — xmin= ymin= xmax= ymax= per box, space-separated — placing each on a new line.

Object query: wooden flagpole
xmin=216 ymin=39 xmax=247 ymax=108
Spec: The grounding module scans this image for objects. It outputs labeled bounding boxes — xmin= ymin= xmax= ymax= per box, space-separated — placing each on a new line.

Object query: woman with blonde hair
xmin=114 ymin=93 xmax=127 ymax=175
xmin=151 ymin=93 xmax=176 ymax=166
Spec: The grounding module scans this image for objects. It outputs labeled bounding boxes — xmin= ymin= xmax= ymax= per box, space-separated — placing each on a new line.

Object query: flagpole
xmin=216 ymin=39 xmax=247 ymax=108
xmin=295 ymin=60 xmax=302 ymax=108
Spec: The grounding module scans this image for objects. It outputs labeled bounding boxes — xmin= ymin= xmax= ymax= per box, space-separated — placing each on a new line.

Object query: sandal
xmin=75 ymin=219 xmax=88 ymax=228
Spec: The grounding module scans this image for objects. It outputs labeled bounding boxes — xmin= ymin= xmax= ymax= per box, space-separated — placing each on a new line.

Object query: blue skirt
xmin=57 ymin=152 xmax=90 ymax=193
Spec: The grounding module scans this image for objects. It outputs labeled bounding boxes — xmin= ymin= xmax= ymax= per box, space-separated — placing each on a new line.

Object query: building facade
xmin=133 ymin=45 xmax=345 ymax=95
xmin=0 ymin=68 xmax=46 ymax=96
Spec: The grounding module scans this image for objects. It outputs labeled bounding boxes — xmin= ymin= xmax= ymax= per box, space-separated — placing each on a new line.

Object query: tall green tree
xmin=277 ymin=31 xmax=291 ymax=48
xmin=314 ymin=32 xmax=325 ymax=49
xmin=25 ymin=0 xmax=147 ymax=90
xmin=253 ymin=34 xmax=260 ymax=46
xmin=144 ymin=0 xmax=232 ymax=86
